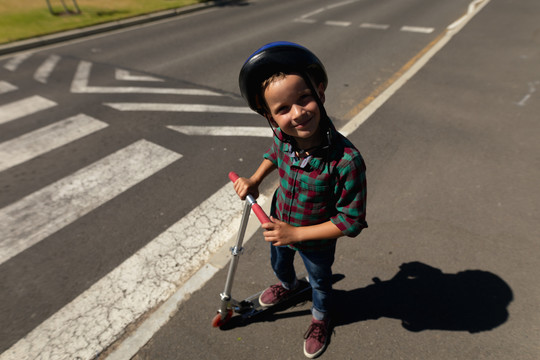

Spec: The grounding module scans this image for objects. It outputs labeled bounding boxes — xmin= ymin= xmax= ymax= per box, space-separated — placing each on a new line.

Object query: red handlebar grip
xmin=228 ymin=171 xmax=239 ymax=183
xmin=229 ymin=171 xmax=271 ymax=224
xmin=252 ymin=204 xmax=271 ymax=224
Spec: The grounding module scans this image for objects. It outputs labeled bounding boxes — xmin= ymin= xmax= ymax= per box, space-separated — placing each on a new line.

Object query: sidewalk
xmin=116 ymin=0 xmax=540 ymax=359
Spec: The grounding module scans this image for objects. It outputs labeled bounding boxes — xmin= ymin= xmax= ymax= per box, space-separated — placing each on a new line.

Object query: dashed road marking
xmin=360 ymin=23 xmax=390 ymax=30
xmin=294 ymin=18 xmax=317 ymax=24
xmin=401 ymin=25 xmax=435 ymax=34
xmin=325 ymin=20 xmax=352 ymax=27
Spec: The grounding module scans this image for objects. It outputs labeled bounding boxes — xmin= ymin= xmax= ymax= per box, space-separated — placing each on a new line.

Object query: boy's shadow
xmin=334 ymin=261 xmax=513 ymax=333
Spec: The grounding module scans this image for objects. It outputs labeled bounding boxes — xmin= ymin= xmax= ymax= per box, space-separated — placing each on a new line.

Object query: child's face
xmin=264 ymin=74 xmax=325 ymax=149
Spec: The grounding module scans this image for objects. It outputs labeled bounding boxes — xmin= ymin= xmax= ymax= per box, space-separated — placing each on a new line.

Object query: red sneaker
xmin=303 ymin=318 xmax=331 ymax=358
xmin=259 ymin=283 xmax=296 ymax=307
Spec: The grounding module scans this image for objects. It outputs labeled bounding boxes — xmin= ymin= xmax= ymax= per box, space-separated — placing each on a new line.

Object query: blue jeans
xmin=270 ymin=244 xmax=336 ymax=320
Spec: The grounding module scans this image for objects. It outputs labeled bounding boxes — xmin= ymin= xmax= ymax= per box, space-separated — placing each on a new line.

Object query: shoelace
xmin=269 ymin=284 xmax=292 ymax=297
xmin=304 ymin=321 xmax=327 ymax=341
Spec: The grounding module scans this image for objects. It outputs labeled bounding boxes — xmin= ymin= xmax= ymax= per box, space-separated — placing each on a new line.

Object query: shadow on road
xmin=218 ymin=262 xmax=512 ymax=334
xmin=334 ymin=261 xmax=513 ymax=333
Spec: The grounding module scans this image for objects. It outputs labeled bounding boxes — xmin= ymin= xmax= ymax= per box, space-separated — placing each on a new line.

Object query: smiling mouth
xmin=295 ymin=117 xmax=312 ymax=128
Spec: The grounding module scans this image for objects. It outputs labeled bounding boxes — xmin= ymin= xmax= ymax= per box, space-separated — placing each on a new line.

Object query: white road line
xmin=115 ymin=69 xmax=164 ymax=82
xmin=0 ymin=114 xmax=108 ymax=172
xmin=296 ymin=0 xmax=359 ymax=22
xmin=325 ymin=20 xmax=352 ymax=27
xmin=167 ymin=125 xmax=273 ymax=137
xmin=401 ymin=25 xmax=435 ymax=34
xmin=33 ymin=54 xmax=61 ymax=84
xmin=3 ymin=53 xmax=33 ymax=71
xmin=0 ymin=81 xmax=18 ymax=94
xmin=0 ymin=95 xmax=57 ymax=125
xmin=516 ymin=81 xmax=538 ymax=106
xmin=360 ymin=22 xmax=390 ymax=30
xmin=294 ymin=18 xmax=317 ymax=24
xmin=71 ymin=61 xmax=221 ymax=96
xmin=0 ymin=180 xmax=260 ymax=360
xmin=105 ymin=194 xmax=270 ymax=360
xmin=105 ymin=102 xmax=253 ymax=114
xmin=0 ymin=139 xmax=182 ymax=266
xmin=340 ymin=0 xmax=492 ymax=137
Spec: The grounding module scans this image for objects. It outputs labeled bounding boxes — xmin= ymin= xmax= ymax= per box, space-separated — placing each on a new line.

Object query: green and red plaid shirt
xmin=264 ymin=127 xmax=367 ymax=251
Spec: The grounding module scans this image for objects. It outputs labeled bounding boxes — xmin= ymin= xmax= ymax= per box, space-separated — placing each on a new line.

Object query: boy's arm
xmin=233 ymin=159 xmax=276 ymax=200
xmin=262 ymin=218 xmax=344 ymax=247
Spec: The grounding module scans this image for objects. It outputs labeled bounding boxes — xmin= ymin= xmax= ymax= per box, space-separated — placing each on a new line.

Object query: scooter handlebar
xmin=228 ymin=171 xmax=239 ymax=183
xmin=228 ymin=171 xmax=271 ymax=224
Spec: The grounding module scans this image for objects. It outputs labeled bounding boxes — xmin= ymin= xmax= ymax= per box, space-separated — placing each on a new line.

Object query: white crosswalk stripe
xmin=104 ymin=102 xmax=253 ymax=113
xmin=0 ymin=139 xmax=182 ymax=266
xmin=167 ymin=125 xmax=272 ymax=137
xmin=71 ymin=61 xmax=221 ymax=96
xmin=0 ymin=81 xmax=18 ymax=94
xmin=0 ymin=95 xmax=57 ymax=125
xmin=0 ymin=113 xmax=108 ymax=172
xmin=33 ymin=54 xmax=61 ymax=84
xmin=115 ymin=69 xmax=164 ymax=82
xmin=3 ymin=53 xmax=33 ymax=71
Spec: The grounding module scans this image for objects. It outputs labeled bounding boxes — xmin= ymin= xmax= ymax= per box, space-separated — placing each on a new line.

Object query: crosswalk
xmin=0 ymin=82 xmax=248 ymax=359
xmin=0 ymin=139 xmax=181 ymax=265
xmin=0 ymin=53 xmax=254 ymax=360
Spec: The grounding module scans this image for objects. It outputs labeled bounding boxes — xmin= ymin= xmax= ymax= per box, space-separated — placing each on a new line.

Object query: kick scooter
xmin=212 ymin=172 xmax=311 ymax=327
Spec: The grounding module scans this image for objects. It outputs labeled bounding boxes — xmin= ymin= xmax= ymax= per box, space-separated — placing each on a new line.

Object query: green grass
xmin=0 ymin=0 xmax=205 ymax=44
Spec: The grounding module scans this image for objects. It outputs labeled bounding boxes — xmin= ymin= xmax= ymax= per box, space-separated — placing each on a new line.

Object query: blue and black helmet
xmin=238 ymin=41 xmax=328 ymax=116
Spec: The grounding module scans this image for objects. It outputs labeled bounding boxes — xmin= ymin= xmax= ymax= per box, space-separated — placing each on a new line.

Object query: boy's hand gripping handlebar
xmin=229 ymin=171 xmax=271 ymax=224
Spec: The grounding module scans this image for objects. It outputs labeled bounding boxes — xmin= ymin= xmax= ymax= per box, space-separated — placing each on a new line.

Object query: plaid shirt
xmin=264 ymin=128 xmax=367 ymax=251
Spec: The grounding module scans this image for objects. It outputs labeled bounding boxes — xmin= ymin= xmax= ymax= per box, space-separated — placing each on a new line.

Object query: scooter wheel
xmin=212 ymin=309 xmax=233 ymax=327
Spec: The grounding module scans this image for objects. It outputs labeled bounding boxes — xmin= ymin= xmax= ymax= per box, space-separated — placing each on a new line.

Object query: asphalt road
xmin=131 ymin=0 xmax=540 ymax=359
xmin=1 ymin=0 xmax=538 ymax=359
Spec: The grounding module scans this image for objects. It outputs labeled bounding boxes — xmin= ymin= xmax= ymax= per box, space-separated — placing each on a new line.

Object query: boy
xmin=234 ymin=42 xmax=367 ymax=358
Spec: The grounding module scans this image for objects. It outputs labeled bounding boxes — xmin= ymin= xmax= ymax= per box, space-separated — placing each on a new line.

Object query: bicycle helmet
xmin=239 ymin=41 xmax=328 ymax=116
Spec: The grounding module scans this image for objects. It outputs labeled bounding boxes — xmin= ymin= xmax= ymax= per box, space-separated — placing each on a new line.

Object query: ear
xmin=317 ymin=82 xmax=326 ymax=104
